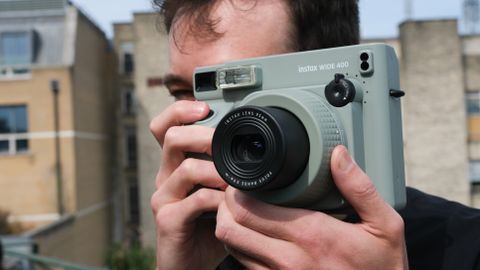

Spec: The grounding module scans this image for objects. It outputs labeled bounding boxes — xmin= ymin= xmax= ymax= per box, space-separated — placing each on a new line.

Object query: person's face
xmin=164 ymin=0 xmax=294 ymax=100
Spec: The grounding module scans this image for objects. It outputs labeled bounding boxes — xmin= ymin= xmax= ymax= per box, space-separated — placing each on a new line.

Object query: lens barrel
xmin=212 ymin=106 xmax=309 ymax=191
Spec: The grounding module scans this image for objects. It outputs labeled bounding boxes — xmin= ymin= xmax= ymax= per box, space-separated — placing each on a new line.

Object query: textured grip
xmin=287 ymin=91 xmax=344 ymax=205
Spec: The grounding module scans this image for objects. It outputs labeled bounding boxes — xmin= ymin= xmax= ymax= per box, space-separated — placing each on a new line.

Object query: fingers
xmin=222 ymin=187 xmax=344 ymax=242
xmin=150 ymin=100 xmax=209 ymax=146
xmin=154 ymin=188 xmax=224 ymax=235
xmin=157 ymin=125 xmax=215 ymax=187
xmin=152 ymin=158 xmax=227 ymax=208
xmin=330 ymin=145 xmax=402 ymax=230
xmin=215 ymin=201 xmax=296 ymax=268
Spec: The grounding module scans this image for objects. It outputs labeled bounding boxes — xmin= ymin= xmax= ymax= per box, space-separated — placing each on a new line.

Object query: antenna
xmin=464 ymin=0 xmax=480 ymax=34
xmin=405 ymin=0 xmax=413 ymax=20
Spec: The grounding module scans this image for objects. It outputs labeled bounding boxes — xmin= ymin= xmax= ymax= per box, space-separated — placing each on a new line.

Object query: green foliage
xmin=105 ymin=243 xmax=155 ymax=270
xmin=0 ymin=209 xmax=25 ymax=235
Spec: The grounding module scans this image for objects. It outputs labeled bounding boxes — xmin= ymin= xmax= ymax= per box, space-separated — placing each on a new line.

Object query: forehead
xmin=167 ymin=0 xmax=293 ymax=84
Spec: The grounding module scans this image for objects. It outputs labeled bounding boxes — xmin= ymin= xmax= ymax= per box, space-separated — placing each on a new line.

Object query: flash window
xmin=217 ymin=65 xmax=261 ymax=90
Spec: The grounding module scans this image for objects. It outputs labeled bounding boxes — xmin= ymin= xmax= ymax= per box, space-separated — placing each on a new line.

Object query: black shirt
xmin=400 ymin=188 xmax=480 ymax=270
xmin=217 ymin=187 xmax=480 ymax=270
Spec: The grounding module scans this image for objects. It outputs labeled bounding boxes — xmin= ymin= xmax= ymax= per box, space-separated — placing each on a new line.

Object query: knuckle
xmin=215 ymin=203 xmax=232 ymax=242
xmin=163 ymin=126 xmax=181 ymax=148
xmin=155 ymin=205 xmax=173 ymax=235
xmin=150 ymin=192 xmax=159 ymax=214
xmin=149 ymin=117 xmax=159 ymax=134
xmin=215 ymin=219 xmax=231 ymax=243
xmin=386 ymin=212 xmax=405 ymax=237
xmin=298 ymin=232 xmax=318 ymax=249
xmin=214 ymin=226 xmax=226 ymax=242
xmin=150 ymin=189 xmax=168 ymax=215
xmin=192 ymin=188 xmax=212 ymax=206
xmin=215 ymin=222 xmax=232 ymax=244
xmin=177 ymin=158 xmax=196 ymax=179
xmin=156 ymin=205 xmax=172 ymax=221
xmin=298 ymin=213 xmax=330 ymax=248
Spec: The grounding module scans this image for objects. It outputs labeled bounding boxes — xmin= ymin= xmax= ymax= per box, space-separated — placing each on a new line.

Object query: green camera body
xmin=193 ymin=44 xmax=406 ymax=212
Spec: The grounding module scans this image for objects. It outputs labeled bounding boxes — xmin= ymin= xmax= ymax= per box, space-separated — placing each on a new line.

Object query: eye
xmin=171 ymin=89 xmax=195 ymax=101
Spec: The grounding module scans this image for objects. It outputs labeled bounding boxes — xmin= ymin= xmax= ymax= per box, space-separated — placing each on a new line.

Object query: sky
xmin=69 ymin=0 xmax=469 ymax=39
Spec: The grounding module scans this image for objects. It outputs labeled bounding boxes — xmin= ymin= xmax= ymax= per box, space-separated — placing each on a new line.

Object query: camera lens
xmin=212 ymin=106 xmax=310 ymax=191
xmin=232 ymin=134 xmax=266 ymax=162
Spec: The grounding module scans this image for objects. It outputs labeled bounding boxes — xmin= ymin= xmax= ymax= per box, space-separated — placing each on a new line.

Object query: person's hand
xmin=216 ymin=145 xmax=408 ymax=270
xmin=150 ymin=100 xmax=228 ymax=270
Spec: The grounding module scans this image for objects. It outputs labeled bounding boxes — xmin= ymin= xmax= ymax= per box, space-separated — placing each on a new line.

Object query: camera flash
xmin=217 ymin=65 xmax=260 ymax=90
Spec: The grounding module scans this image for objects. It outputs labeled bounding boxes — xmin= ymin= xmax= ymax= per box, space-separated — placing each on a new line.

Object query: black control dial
xmin=325 ymin=73 xmax=356 ymax=107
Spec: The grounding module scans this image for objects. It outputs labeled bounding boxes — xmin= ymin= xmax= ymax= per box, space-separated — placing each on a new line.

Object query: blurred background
xmin=0 ymin=0 xmax=479 ymax=269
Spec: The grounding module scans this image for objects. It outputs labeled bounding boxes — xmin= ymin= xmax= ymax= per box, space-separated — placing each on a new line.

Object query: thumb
xmin=330 ymin=145 xmax=398 ymax=226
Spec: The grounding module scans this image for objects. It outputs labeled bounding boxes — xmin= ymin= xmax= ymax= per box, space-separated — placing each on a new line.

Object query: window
xmin=466 ymin=91 xmax=480 ymax=141
xmin=0 ymin=32 xmax=32 ymax=65
xmin=120 ymin=42 xmax=134 ymax=75
xmin=128 ymin=178 xmax=140 ymax=225
xmin=469 ymin=161 xmax=480 ymax=183
xmin=122 ymin=88 xmax=136 ymax=115
xmin=0 ymin=31 xmax=35 ymax=79
xmin=467 ymin=92 xmax=480 ymax=114
xmin=125 ymin=126 xmax=137 ymax=168
xmin=124 ymin=53 xmax=134 ymax=74
xmin=0 ymin=105 xmax=28 ymax=154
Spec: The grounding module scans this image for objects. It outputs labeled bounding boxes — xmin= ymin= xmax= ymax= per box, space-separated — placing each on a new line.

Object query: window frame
xmin=0 ymin=105 xmax=29 ymax=155
xmin=469 ymin=160 xmax=480 ymax=184
xmin=466 ymin=91 xmax=480 ymax=142
xmin=122 ymin=87 xmax=136 ymax=115
xmin=0 ymin=31 xmax=33 ymax=66
xmin=123 ymin=53 xmax=134 ymax=74
xmin=0 ymin=30 xmax=35 ymax=80
xmin=119 ymin=42 xmax=134 ymax=75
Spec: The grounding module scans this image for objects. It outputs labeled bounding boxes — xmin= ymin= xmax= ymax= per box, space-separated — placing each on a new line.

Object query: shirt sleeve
xmin=399 ymin=187 xmax=480 ymax=270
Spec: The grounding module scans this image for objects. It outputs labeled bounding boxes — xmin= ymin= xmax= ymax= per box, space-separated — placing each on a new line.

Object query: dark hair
xmin=153 ymin=0 xmax=360 ymax=51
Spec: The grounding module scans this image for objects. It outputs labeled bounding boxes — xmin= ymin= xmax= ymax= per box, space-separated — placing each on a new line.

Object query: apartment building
xmin=113 ymin=13 xmax=172 ymax=248
xmin=382 ymin=20 xmax=480 ymax=206
xmin=0 ymin=0 xmax=115 ymax=265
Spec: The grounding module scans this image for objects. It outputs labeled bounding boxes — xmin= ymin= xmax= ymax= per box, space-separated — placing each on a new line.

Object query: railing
xmin=4 ymin=249 xmax=108 ymax=270
xmin=0 ymin=0 xmax=67 ymax=12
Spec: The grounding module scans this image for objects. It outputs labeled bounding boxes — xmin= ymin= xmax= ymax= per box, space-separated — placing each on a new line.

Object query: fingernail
xmin=338 ymin=149 xmax=354 ymax=172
